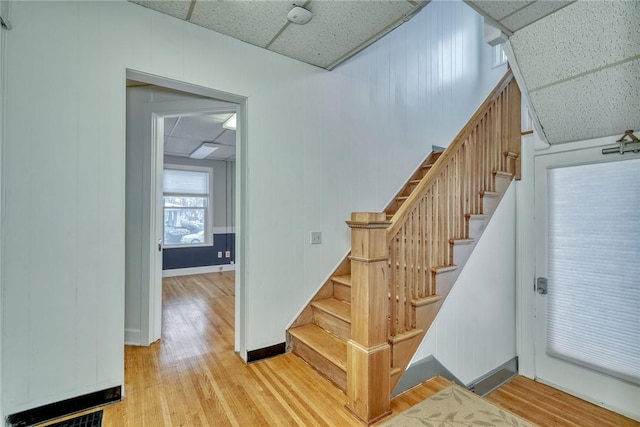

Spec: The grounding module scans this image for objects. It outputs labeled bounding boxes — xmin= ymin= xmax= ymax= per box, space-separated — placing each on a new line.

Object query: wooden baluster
xmin=388 ymin=239 xmax=397 ymax=337
xmin=346 ymin=212 xmax=391 ymax=424
xmin=419 ymin=198 xmax=427 ymax=299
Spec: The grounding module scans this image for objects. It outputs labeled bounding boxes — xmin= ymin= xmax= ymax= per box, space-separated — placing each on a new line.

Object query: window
xmin=163 ymin=166 xmax=213 ymax=246
xmin=492 ymin=44 xmax=507 ymax=68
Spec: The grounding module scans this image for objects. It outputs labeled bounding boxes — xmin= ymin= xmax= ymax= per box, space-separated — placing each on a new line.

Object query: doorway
xmin=124 ymin=70 xmax=247 ymax=359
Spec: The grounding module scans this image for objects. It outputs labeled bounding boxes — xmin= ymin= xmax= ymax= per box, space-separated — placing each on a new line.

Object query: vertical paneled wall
xmin=411 ymin=184 xmax=517 ymax=385
xmin=1 ymin=0 xmax=502 ymax=414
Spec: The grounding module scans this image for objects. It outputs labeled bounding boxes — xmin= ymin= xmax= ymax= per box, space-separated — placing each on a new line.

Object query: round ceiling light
xmin=287 ymin=6 xmax=313 ymax=25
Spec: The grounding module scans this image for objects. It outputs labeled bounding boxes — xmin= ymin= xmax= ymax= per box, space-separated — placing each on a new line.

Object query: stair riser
xmin=412 ymin=301 xmax=443 ymax=331
xmin=312 ymin=307 xmax=351 ymax=340
xmin=450 ymin=242 xmax=475 ymax=267
xmin=290 ymin=336 xmax=347 ymax=392
xmin=333 ymin=283 xmax=351 ymax=302
xmin=466 ymin=218 xmax=488 ymax=240
xmin=494 ymin=174 xmax=511 ymax=194
xmin=481 ymin=195 xmax=500 ymax=216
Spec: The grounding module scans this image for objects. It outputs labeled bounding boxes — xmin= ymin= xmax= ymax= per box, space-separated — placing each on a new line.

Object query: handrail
xmin=387 ymin=71 xmax=515 ymax=242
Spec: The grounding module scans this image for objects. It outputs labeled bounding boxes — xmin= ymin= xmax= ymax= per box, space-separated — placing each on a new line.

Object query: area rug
xmin=380 ymin=384 xmax=536 ymax=427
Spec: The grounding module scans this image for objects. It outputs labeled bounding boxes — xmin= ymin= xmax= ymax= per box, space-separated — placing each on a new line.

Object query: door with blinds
xmin=534 ymin=144 xmax=640 ymax=420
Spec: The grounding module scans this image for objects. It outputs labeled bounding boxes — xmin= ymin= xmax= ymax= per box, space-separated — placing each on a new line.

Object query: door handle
xmin=158 ymin=239 xmax=163 ymax=252
xmin=537 ymin=277 xmax=548 ymax=295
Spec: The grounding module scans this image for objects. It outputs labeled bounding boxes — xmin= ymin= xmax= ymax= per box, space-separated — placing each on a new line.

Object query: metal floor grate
xmin=47 ymin=410 xmax=102 ymax=427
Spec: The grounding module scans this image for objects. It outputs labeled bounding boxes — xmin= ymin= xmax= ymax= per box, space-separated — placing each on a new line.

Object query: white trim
xmin=162 ymin=264 xmax=236 ymax=277
xmin=124 ymin=328 xmax=141 ymax=346
xmin=0 ymin=0 xmax=7 ymax=420
xmin=125 ymin=69 xmax=247 ymax=358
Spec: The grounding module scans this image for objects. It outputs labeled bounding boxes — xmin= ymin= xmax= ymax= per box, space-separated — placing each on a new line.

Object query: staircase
xmin=287 ymin=71 xmax=521 ymax=424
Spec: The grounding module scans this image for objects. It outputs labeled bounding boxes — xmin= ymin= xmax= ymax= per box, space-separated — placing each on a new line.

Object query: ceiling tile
xmin=172 ymin=115 xmax=225 ymax=141
xmin=129 ymin=0 xmax=192 ymax=20
xmin=268 ymin=1 xmax=416 ymax=68
xmin=500 ymin=1 xmax=572 ymax=32
xmin=215 ymin=130 xmax=236 ymax=146
xmin=165 ymin=137 xmax=203 ymax=156
xmin=530 ymin=59 xmax=640 ymax=144
xmin=511 ymin=1 xmax=640 ymax=90
xmin=468 ymin=1 xmax=535 ymax=22
xmin=189 ymin=0 xmax=292 ymax=48
xmin=164 ymin=117 xmax=179 ymax=136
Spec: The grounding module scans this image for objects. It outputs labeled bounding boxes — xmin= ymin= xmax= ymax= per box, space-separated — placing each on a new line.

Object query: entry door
xmin=534 ymin=144 xmax=640 ymax=420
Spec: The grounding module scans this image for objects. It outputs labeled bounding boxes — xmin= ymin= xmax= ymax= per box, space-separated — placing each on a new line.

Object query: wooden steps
xmin=311 ymin=298 xmax=351 ymax=340
xmin=331 ymin=275 xmax=351 ymax=302
xmin=288 ymin=324 xmax=347 ymax=391
xmin=287 ymin=72 xmax=521 ymax=423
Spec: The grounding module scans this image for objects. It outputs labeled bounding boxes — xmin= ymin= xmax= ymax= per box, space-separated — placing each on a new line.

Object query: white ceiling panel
xmin=129 ymin=0 xmax=191 ymax=20
xmin=164 ymin=117 xmax=179 ymax=137
xmin=171 ymin=115 xmax=226 ymax=141
xmin=530 ymin=58 xmax=640 ymax=144
xmin=165 ymin=136 xmax=203 ymax=156
xmin=511 ymin=1 xmax=640 ymax=90
xmin=215 ymin=130 xmax=237 ymax=146
xmin=189 ymin=1 xmax=292 ymax=48
xmin=269 ymin=1 xmax=416 ymax=68
xmin=501 ymin=1 xmax=572 ymax=32
xmin=469 ymin=1 xmax=534 ymax=22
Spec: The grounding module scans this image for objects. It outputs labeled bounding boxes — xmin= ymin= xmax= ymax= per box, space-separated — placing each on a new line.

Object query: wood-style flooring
xmin=40 ymin=272 xmax=638 ymax=426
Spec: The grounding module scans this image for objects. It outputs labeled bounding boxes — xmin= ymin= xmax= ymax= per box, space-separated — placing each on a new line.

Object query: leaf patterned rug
xmin=379 ymin=384 xmax=536 ymax=427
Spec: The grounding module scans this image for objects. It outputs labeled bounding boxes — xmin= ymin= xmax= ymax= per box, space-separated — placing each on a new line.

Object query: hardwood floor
xmin=487 ymin=376 xmax=639 ymax=427
xmin=39 ymin=272 xmax=638 ymax=426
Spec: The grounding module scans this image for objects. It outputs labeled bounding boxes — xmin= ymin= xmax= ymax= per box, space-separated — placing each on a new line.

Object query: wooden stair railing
xmin=287 ymin=70 xmax=521 ymax=424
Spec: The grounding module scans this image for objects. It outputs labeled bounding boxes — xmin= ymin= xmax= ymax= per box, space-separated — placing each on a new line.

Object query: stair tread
xmin=311 ymin=298 xmax=352 ymax=323
xmin=332 ymin=275 xmax=351 ymax=287
xmin=432 ymin=265 xmax=458 ymax=274
xmin=411 ymin=295 xmax=443 ymax=307
xmin=465 ymin=214 xmax=488 ymax=220
xmin=449 ymin=238 xmax=474 ymax=245
xmin=289 ymin=324 xmax=347 ymax=371
xmin=481 ymin=190 xmax=500 ymax=198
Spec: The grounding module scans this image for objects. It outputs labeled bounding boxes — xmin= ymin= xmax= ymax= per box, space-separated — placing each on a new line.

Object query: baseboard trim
xmin=6 ymin=386 xmax=121 ymax=427
xmin=247 ymin=342 xmax=286 ymax=363
xmin=162 ymin=264 xmax=235 ymax=277
xmin=392 ymin=355 xmax=465 ymax=398
xmin=124 ymin=328 xmax=141 ymax=345
xmin=467 ymin=357 xmax=518 ymax=396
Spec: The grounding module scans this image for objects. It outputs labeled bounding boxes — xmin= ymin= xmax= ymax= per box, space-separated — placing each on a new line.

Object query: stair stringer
xmin=388 ymin=171 xmax=515 ymax=392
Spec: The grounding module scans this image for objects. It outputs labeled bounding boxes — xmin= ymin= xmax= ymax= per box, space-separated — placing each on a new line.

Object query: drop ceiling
xmin=128 ymin=0 xmax=430 ymax=69
xmin=466 ymin=0 xmax=640 ymax=144
xmin=129 ymin=0 xmax=639 ymax=146
xmin=165 ymin=113 xmax=236 ymax=161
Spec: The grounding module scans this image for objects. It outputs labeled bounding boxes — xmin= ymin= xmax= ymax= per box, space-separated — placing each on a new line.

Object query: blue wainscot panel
xmin=163 ymin=233 xmax=235 ymax=270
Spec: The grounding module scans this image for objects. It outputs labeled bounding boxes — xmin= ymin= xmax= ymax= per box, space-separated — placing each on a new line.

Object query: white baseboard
xmin=125 ymin=328 xmax=141 ymax=345
xmin=162 ymin=264 xmax=235 ymax=277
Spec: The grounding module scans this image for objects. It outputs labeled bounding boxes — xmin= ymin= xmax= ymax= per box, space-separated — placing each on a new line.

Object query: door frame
xmin=516 ymin=132 xmax=640 ymax=420
xmin=125 ymin=69 xmax=248 ymax=358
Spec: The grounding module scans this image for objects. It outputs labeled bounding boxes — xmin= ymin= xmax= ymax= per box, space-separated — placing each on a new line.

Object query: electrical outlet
xmin=218 ymin=251 xmax=223 ymax=258
xmin=310 ymin=231 xmax=322 ymax=244
xmin=225 ymin=251 xmax=231 ymax=258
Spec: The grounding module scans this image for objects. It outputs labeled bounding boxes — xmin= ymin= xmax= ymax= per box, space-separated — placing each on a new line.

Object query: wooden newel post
xmin=345 ymin=212 xmax=392 ymax=424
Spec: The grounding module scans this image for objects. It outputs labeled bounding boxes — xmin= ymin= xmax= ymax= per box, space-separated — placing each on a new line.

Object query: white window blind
xmin=164 ymin=169 xmax=209 ymax=195
xmin=547 ymin=158 xmax=640 ymax=384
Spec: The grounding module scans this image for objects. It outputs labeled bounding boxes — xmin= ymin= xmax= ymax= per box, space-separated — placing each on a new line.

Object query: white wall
xmin=1 ymin=0 xmax=502 ymax=414
xmin=411 ymin=183 xmax=517 ymax=385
